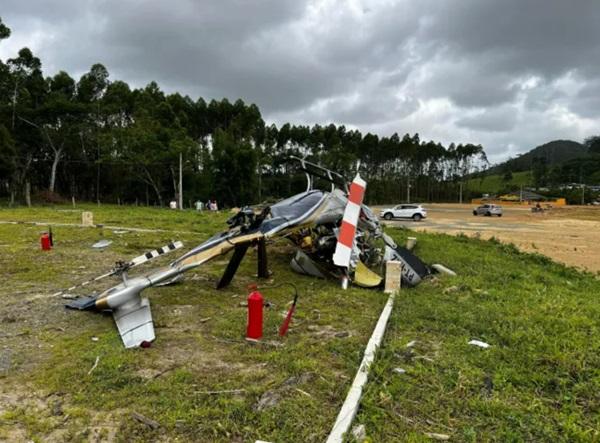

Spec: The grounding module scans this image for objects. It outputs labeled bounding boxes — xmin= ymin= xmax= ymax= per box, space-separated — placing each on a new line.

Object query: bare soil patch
xmin=379 ymin=203 xmax=600 ymax=272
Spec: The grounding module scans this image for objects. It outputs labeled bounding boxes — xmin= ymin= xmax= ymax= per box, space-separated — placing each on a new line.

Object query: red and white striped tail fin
xmin=333 ymin=173 xmax=366 ymax=269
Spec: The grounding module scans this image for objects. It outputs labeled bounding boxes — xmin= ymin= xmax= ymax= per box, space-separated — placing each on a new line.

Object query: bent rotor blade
xmin=216 ymin=244 xmax=250 ymax=289
xmin=52 ymin=241 xmax=184 ymax=297
xmin=332 ymin=173 xmax=367 ymax=269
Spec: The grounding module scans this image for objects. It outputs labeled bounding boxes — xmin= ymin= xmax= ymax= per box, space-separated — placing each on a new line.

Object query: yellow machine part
xmin=354 ymin=261 xmax=383 ymax=288
xmin=301 ymin=235 xmax=313 ymax=249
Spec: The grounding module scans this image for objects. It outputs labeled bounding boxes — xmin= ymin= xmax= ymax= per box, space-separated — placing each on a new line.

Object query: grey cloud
xmin=1 ymin=0 xmax=600 ymax=162
xmin=569 ymin=80 xmax=600 ymax=119
xmin=456 ymin=106 xmax=519 ymax=132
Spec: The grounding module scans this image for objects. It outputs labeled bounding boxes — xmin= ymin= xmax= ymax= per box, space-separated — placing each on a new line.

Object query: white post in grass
xmin=326 ymin=291 xmax=396 ymax=443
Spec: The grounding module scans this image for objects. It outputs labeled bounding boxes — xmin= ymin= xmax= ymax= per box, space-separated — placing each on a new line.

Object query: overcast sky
xmin=1 ymin=0 xmax=599 ymax=163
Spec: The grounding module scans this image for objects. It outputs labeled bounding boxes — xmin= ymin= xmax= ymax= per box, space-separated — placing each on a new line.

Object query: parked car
xmin=473 ymin=204 xmax=503 ymax=217
xmin=380 ymin=204 xmax=427 ymax=221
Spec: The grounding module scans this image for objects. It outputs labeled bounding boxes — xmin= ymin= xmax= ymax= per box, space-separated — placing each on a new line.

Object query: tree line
xmin=0 ymin=17 xmax=488 ymax=208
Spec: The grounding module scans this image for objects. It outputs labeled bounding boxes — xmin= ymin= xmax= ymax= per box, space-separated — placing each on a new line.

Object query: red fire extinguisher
xmin=246 ymin=285 xmax=263 ymax=340
xmin=40 ymin=233 xmax=52 ymax=251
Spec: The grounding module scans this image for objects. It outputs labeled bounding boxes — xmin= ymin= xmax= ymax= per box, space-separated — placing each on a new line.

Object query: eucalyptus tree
xmin=5 ymin=47 xmax=45 ymax=203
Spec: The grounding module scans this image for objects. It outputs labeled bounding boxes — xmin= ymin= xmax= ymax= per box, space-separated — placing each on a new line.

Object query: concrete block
xmin=82 ymin=211 xmax=94 ymax=226
xmin=385 ymin=260 xmax=402 ymax=294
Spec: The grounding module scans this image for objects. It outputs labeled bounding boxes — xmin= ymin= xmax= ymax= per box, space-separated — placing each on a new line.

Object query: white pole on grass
xmin=325 ymin=292 xmax=396 ymax=443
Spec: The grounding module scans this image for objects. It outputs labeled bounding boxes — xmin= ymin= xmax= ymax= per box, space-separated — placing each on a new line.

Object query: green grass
xmin=468 ymin=171 xmax=532 ymax=195
xmin=0 ymin=203 xmax=222 ymax=232
xmin=0 ymin=205 xmax=387 ymax=442
xmin=1 ymin=205 xmax=599 ymax=442
xmin=355 ymin=230 xmax=600 ymax=442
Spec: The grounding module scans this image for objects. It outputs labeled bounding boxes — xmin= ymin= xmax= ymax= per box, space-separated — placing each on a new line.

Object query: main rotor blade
xmin=129 ymin=241 xmax=184 ymax=268
xmin=333 ymin=173 xmax=367 ymax=270
xmin=52 ymin=241 xmax=184 ymax=297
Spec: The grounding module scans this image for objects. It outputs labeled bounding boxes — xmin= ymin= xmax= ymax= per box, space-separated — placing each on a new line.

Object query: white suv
xmin=473 ymin=204 xmax=503 ymax=217
xmin=380 ymin=204 xmax=427 ymax=221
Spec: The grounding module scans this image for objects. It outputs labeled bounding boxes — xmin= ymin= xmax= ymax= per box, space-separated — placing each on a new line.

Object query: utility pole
xmin=581 ymin=184 xmax=585 ymax=206
xmin=406 ymin=177 xmax=411 ymax=203
xmin=520 ymin=185 xmax=523 ymax=203
xmin=459 ymin=182 xmax=463 ymax=204
xmin=178 ymin=152 xmax=183 ymax=210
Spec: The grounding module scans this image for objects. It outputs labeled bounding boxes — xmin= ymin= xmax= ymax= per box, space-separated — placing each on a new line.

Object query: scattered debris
xmin=195 ymin=389 xmax=247 ymax=395
xmin=406 ymin=237 xmax=417 ymax=250
xmin=307 ymin=325 xmax=353 ymax=340
xmin=112 ymin=230 xmax=129 ymax=234
xmin=483 ymin=374 xmax=494 ymax=397
xmin=468 ymin=339 xmax=491 ymax=348
xmin=92 ymin=239 xmax=112 ymax=249
xmin=87 ymin=356 xmax=100 ymax=375
xmin=393 ymin=368 xmax=406 ymax=375
xmin=254 ymin=374 xmax=314 ymax=411
xmin=295 ymin=388 xmax=312 ymax=397
xmin=131 ymin=411 xmax=160 ymax=430
xmin=255 ymin=389 xmax=282 ymax=411
xmin=431 ymin=263 xmax=457 ymax=276
xmin=424 ymin=432 xmax=450 ymax=440
xmin=405 ymin=340 xmax=417 ymax=348
xmin=51 ymin=400 xmax=64 ymax=416
xmin=443 ymin=285 xmax=460 ymax=294
xmin=91 ymin=336 xmax=99 ymax=342
xmin=199 ymin=317 xmax=212 ymax=323
xmin=352 ymin=424 xmax=367 ymax=441
xmin=0 ymin=350 xmax=12 ymax=372
xmin=146 ymin=365 xmax=181 ymax=381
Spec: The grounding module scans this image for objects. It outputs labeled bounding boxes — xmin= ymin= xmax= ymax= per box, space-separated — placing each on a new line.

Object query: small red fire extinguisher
xmin=246 ymin=284 xmax=263 ymax=340
xmin=40 ymin=233 xmax=52 ymax=251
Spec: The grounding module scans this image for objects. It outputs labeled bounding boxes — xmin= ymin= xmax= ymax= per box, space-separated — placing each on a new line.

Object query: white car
xmin=473 ymin=204 xmax=503 ymax=217
xmin=380 ymin=204 xmax=427 ymax=221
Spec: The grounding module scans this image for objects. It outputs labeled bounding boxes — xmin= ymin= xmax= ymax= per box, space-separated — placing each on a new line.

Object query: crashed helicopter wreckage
xmin=59 ymin=157 xmax=434 ymax=348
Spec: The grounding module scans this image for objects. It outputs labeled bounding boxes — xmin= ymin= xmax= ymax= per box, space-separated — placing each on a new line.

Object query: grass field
xmin=1 ymin=205 xmax=599 ymax=442
xmin=467 ymin=171 xmax=532 ymax=195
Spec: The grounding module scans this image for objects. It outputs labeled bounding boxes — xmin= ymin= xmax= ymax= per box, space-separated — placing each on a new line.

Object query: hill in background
xmin=487 ymin=140 xmax=588 ymax=175
xmin=468 ymin=170 xmax=532 ymax=195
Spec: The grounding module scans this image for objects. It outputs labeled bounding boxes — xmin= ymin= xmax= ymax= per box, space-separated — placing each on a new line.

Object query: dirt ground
xmin=378 ymin=204 xmax=600 ymax=273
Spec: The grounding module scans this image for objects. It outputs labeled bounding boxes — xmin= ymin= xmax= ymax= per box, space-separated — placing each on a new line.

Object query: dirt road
xmin=378 ymin=204 xmax=600 ymax=273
